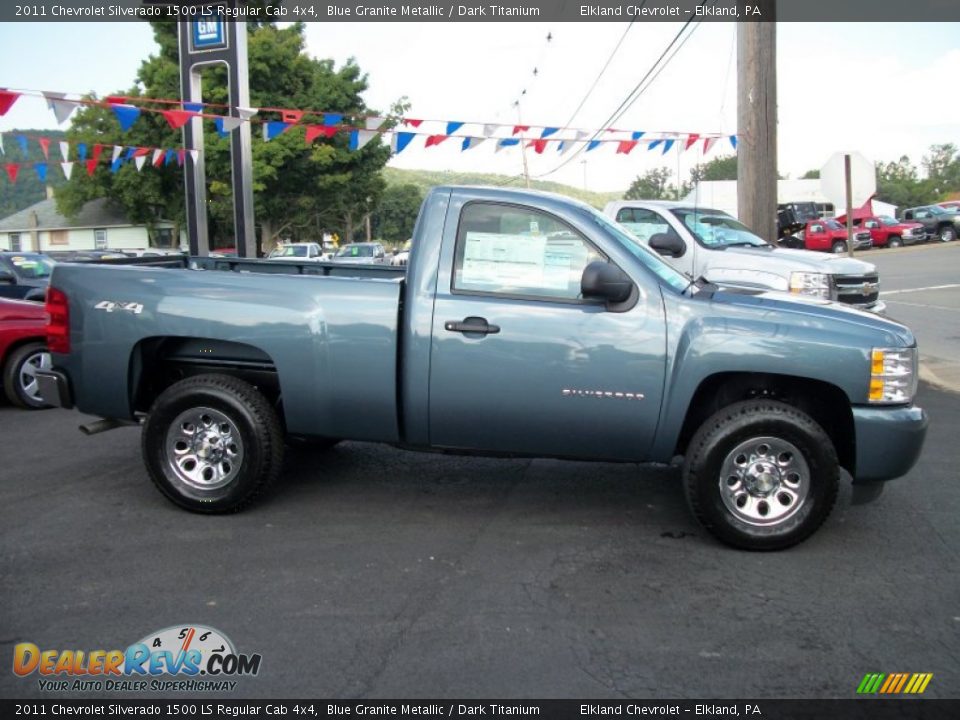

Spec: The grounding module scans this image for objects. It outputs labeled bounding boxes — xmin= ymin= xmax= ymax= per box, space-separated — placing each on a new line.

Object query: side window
xmin=903 ymin=211 xmax=914 ymax=220
xmin=810 ymin=224 xmax=824 ymax=233
xmin=94 ymin=228 xmax=107 ymax=249
xmin=453 ymin=203 xmax=604 ymax=301
xmin=616 ymin=207 xmax=670 ymax=242
xmin=9 ymin=233 xmax=21 ymax=252
xmin=615 ymin=208 xmax=634 ymax=223
xmin=916 ymin=211 xmax=930 ymax=219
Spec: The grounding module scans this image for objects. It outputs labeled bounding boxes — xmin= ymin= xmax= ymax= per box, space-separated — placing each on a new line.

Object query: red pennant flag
xmin=684 ymin=133 xmax=700 ymax=151
xmin=153 ymin=150 xmax=165 ymax=167
xmin=305 ymin=125 xmax=339 ymax=144
xmin=616 ymin=140 xmax=639 ymax=155
xmin=38 ymin=137 xmax=51 ymax=159
xmin=424 ymin=135 xmax=449 ymax=147
xmin=282 ymin=110 xmax=304 ymax=124
xmin=0 ymin=90 xmax=21 ymax=116
xmin=133 ymin=147 xmax=151 ymax=157
xmin=85 ymin=159 xmax=97 ymax=177
xmin=177 ymin=149 xmax=186 ymax=167
xmin=105 ymin=95 xmax=127 ymax=105
xmin=5 ymin=163 xmax=20 ymax=183
xmin=92 ymin=144 xmax=104 ymax=164
xmin=528 ymin=139 xmax=549 ymax=154
xmin=403 ymin=118 xmax=423 ymax=127
xmin=512 ymin=125 xmax=530 ymax=136
xmin=161 ymin=109 xmax=194 ymax=129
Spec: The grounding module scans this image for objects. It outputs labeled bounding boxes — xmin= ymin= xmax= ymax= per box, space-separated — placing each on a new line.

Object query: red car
xmin=0 ymin=297 xmax=51 ymax=409
xmin=844 ymin=215 xmax=927 ymax=248
xmin=801 ymin=219 xmax=873 ymax=253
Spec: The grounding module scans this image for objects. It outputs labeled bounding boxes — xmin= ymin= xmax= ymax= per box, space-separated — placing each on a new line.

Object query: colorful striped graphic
xmin=857 ymin=673 xmax=933 ymax=694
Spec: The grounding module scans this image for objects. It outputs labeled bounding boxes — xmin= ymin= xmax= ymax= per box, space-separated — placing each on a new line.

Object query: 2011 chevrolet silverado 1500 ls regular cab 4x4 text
xmin=36 ymin=188 xmax=927 ymax=550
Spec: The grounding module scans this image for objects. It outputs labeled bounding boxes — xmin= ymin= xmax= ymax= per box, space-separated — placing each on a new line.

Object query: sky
xmin=1 ymin=21 xmax=958 ymax=193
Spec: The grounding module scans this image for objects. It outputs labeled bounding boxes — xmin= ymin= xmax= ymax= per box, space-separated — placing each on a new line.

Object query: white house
xmin=0 ymin=197 xmax=185 ymax=253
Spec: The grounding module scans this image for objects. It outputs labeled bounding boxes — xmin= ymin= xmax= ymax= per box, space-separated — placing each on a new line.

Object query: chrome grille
xmin=833 ymin=273 xmax=880 ymax=306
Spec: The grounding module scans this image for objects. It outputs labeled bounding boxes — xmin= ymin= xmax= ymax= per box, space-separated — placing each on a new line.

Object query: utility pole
xmin=514 ymin=100 xmax=531 ymax=189
xmin=736 ymin=6 xmax=777 ymax=241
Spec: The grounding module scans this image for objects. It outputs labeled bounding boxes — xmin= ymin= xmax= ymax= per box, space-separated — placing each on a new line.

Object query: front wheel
xmin=683 ymin=400 xmax=839 ymax=550
xmin=831 ymin=240 xmax=847 ymax=254
xmin=142 ymin=374 xmax=284 ymax=513
xmin=3 ymin=341 xmax=53 ymax=409
xmin=887 ymin=236 xmax=902 ymax=248
xmin=940 ymin=226 xmax=957 ymax=242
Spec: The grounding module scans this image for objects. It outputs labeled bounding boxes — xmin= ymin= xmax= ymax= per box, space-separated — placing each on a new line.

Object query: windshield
xmin=336 ymin=245 xmax=374 ymax=258
xmin=6 ymin=254 xmax=55 ymax=279
xmin=270 ymin=246 xmax=308 ymax=258
xmin=928 ymin=206 xmax=946 ymax=216
xmin=583 ymin=208 xmax=691 ymax=293
xmin=670 ymin=209 xmax=771 ymax=248
xmin=879 ymin=216 xmax=900 ymax=226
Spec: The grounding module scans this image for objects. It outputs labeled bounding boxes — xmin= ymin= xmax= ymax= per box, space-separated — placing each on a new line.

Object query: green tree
xmin=625 ymin=167 xmax=675 ymax=200
xmin=372 ymin=184 xmax=423 ymax=243
xmin=800 ymin=169 xmax=820 ymax=179
xmin=875 ymin=155 xmax=933 ymax=209
xmin=689 ymin=154 xmax=738 ymax=183
xmin=56 ymin=21 xmax=395 ymax=252
xmin=0 ymin=129 xmax=68 ymax=218
xmin=922 ymin=143 xmax=960 ymax=198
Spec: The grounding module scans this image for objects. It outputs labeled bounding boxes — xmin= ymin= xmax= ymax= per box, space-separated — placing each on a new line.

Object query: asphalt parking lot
xmin=1 ymin=375 xmax=958 ymax=700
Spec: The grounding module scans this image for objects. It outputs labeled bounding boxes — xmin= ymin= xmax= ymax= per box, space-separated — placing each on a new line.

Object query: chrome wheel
xmin=164 ymin=407 xmax=244 ymax=492
xmin=719 ymin=436 xmax=809 ymax=527
xmin=18 ymin=349 xmax=52 ymax=405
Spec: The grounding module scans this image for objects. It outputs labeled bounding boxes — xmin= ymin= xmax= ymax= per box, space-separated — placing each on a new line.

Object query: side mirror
xmin=0 ymin=272 xmax=14 ymax=284
xmin=581 ymin=261 xmax=633 ymax=304
xmin=648 ymin=233 xmax=686 ymax=258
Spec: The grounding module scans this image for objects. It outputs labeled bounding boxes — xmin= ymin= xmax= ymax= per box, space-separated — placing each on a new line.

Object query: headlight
xmin=869 ymin=347 xmax=918 ymax=404
xmin=789 ymin=271 xmax=830 ymax=298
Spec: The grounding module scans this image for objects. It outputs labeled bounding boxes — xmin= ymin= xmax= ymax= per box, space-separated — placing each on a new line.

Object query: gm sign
xmin=191 ymin=17 xmax=228 ymax=52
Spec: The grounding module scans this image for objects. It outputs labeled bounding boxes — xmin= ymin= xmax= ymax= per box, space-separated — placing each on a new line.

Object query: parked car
xmin=331 ymin=242 xmax=388 ymax=264
xmin=0 ymin=252 xmax=54 ymax=301
xmin=937 ymin=201 xmax=960 ymax=212
xmin=37 ymin=187 xmax=927 ymax=550
xmin=798 ymin=219 xmax=873 ymax=254
xmin=844 ymin=215 xmax=926 ymax=248
xmin=267 ymin=242 xmax=327 ymax=261
xmin=0 ymin=297 xmax=50 ymax=409
xmin=604 ymin=201 xmax=884 ymax=313
xmin=901 ymin=205 xmax=960 ymax=242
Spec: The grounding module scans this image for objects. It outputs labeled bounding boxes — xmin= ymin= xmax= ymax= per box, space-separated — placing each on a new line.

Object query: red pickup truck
xmin=0 ymin=297 xmax=50 ymax=409
xmin=801 ymin=219 xmax=873 ymax=253
xmin=850 ymin=215 xmax=927 ymax=248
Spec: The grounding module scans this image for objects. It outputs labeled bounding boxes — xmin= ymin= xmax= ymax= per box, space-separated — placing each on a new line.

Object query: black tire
xmin=939 ymin=226 xmax=957 ymax=243
xmin=141 ymin=374 xmax=284 ymax=513
xmin=3 ymin=341 xmax=53 ymax=409
xmin=683 ymin=400 xmax=839 ymax=551
xmin=831 ymin=241 xmax=846 ymax=254
xmin=887 ymin=236 xmax=902 ymax=248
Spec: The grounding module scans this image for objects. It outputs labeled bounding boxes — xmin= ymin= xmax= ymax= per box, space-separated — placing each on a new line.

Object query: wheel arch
xmin=674 ymin=372 xmax=856 ymax=476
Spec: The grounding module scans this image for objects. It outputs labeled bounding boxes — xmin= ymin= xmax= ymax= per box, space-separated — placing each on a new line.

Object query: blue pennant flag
xmin=730 ymin=135 xmax=738 ymax=149
xmin=164 ymin=150 xmax=177 ymax=166
xmin=214 ymin=118 xmax=229 ymax=138
xmin=264 ymin=122 xmax=291 ymax=140
xmin=631 ymin=131 xmax=644 ymax=140
xmin=35 ymin=163 xmax=47 ymax=182
xmin=124 ymin=147 xmax=136 ymax=160
xmin=394 ymin=132 xmax=415 ymax=154
xmin=586 ymin=140 xmax=601 ymax=152
xmin=499 ymin=138 xmax=520 ymax=147
xmin=111 ymin=104 xmax=141 ymax=132
xmin=183 ymin=102 xmax=204 ymax=113
xmin=661 ymin=139 xmax=675 ymax=155
xmin=17 ymin=135 xmax=28 ymax=159
xmin=446 ymin=121 xmax=464 ymax=136
xmin=648 ymin=139 xmax=663 ymax=152
xmin=323 ymin=113 xmax=343 ymax=127
xmin=77 ymin=142 xmax=87 ymax=161
xmin=348 ymin=130 xmax=359 ymax=151
xmin=540 ymin=127 xmax=559 ymax=139
xmin=110 ymin=158 xmax=123 ymax=174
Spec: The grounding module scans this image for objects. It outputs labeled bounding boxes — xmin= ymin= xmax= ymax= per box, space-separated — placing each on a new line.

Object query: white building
xmin=0 ymin=197 xmax=185 ymax=253
xmin=682 ymin=180 xmax=897 ymax=219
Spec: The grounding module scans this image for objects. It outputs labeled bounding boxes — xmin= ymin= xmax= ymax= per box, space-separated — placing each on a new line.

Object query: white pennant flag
xmin=60 ymin=161 xmax=73 ymax=180
xmin=135 ymin=156 xmax=146 ymax=172
xmin=353 ymin=130 xmax=377 ymax=150
xmin=0 ymin=133 xmax=4 ymax=156
xmin=461 ymin=137 xmax=486 ymax=152
xmin=152 ymin=149 xmax=164 ymax=165
xmin=219 ymin=116 xmax=243 ymax=133
xmin=703 ymin=137 xmax=718 ymax=155
xmin=188 ymin=149 xmax=199 ymax=165
xmin=558 ymin=131 xmax=587 ymax=155
xmin=365 ymin=116 xmax=386 ymax=131
xmin=236 ymin=106 xmax=258 ymax=120
xmin=59 ymin=141 xmax=69 ymax=162
xmin=483 ymin=124 xmax=498 ymax=137
xmin=44 ymin=91 xmax=80 ymax=125
xmin=111 ymin=145 xmax=123 ymax=163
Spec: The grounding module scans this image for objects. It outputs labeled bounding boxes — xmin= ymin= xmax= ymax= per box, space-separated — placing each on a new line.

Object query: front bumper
xmin=851 ymin=404 xmax=927 ymax=482
xmin=36 ymin=369 xmax=73 ymax=409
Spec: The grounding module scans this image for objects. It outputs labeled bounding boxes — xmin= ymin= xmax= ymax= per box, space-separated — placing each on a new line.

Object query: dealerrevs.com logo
xmin=12 ymin=624 xmax=261 ymax=693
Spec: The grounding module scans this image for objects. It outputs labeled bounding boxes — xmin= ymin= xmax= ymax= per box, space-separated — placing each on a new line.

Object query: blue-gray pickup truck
xmin=36 ymin=187 xmax=928 ymax=550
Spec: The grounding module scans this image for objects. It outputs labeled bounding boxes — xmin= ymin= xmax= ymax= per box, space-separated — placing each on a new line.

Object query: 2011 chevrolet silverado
xmin=36 ymin=187 xmax=928 ymax=550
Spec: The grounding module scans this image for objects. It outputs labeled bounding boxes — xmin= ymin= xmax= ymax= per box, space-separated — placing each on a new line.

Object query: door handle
xmin=444 ymin=316 xmax=501 ymax=335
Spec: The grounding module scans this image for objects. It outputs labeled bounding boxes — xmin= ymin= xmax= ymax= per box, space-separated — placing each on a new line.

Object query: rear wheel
xmin=831 ymin=240 xmax=846 ymax=254
xmin=887 ymin=236 xmax=902 ymax=248
xmin=683 ymin=400 xmax=839 ymax=551
xmin=142 ymin=374 xmax=284 ymax=513
xmin=939 ymin=226 xmax=957 ymax=242
xmin=3 ymin=342 xmax=52 ymax=409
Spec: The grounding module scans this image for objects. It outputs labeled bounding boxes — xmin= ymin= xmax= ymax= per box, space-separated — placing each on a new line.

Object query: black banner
xmin=4 ymin=0 xmax=960 ymax=23
xmin=3 ymin=699 xmax=960 ymax=720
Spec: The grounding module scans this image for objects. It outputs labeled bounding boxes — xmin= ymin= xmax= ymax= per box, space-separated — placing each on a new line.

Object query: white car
xmin=267 ymin=242 xmax=328 ymax=262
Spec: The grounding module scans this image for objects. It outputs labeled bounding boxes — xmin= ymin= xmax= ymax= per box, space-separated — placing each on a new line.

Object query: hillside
xmin=383 ymin=167 xmax=624 ymax=209
xmin=0 ymin=129 xmax=68 ymax=219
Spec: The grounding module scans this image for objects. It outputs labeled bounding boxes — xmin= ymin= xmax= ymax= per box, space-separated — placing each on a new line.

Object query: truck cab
xmin=849 ymin=216 xmax=926 ymax=248
xmin=800 ymin=219 xmax=873 ymax=254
